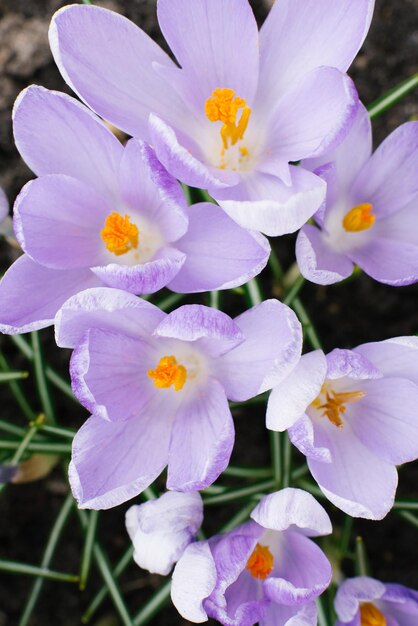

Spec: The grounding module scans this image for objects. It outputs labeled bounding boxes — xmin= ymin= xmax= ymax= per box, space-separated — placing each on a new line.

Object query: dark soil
xmin=0 ymin=1 xmax=418 ymax=625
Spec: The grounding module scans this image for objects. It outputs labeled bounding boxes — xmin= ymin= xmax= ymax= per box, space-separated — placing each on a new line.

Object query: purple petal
xmin=167 ymin=378 xmax=234 ymax=491
xmin=153 ymin=304 xmax=244 ymax=357
xmin=14 ymin=175 xmax=110 ymax=269
xmin=69 ymin=409 xmax=171 ymax=509
xmin=217 ymin=300 xmax=302 ymax=401
xmin=296 ymin=224 xmax=354 ymax=285
xmin=352 ymin=121 xmax=418 ymax=218
xmin=288 ymin=415 xmax=332 ymax=464
xmin=120 ymin=140 xmax=188 ymax=242
xmin=266 ymin=67 xmax=358 ymax=162
xmin=261 ymin=602 xmax=317 ymax=626
xmin=169 ymin=202 xmax=270 ymax=292
xmin=157 ymin=0 xmax=259 ymax=109
xmin=347 ymin=377 xmax=418 ymax=465
xmin=214 ymin=166 xmax=326 ymax=236
xmin=126 ymin=492 xmax=203 ymax=575
xmin=325 ymin=348 xmax=381 ymax=380
xmin=172 ymin=541 xmax=217 ymax=623
xmin=264 ymin=530 xmax=332 ymax=605
xmin=91 ymin=248 xmax=186 ymax=294
xmin=383 ymin=583 xmax=418 ymax=626
xmin=348 ymin=236 xmax=418 ymax=286
xmin=149 ymin=113 xmax=239 ymax=190
xmin=55 ymin=287 xmax=164 ymax=348
xmin=258 ymin=0 xmax=374 ymax=106
xmin=251 ymin=488 xmax=332 ymax=537
xmin=308 ymin=419 xmax=398 ymax=519
xmin=70 ymin=328 xmax=159 ymax=422
xmin=49 ymin=5 xmax=188 ymax=139
xmin=355 ymin=337 xmax=418 ymax=385
xmin=0 ymin=255 xmax=99 ymax=334
xmin=266 ymin=351 xmax=327 ymax=431
xmin=335 ymin=577 xmax=386 ymax=622
xmin=13 ymin=86 xmax=122 ymax=201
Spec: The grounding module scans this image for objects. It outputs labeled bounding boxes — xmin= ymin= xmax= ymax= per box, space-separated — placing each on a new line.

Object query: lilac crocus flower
xmin=171 ymin=488 xmax=332 ymax=626
xmin=126 ymin=491 xmax=203 ymax=576
xmin=48 ymin=0 xmax=375 ymax=236
xmin=335 ymin=576 xmax=418 ymax=626
xmin=267 ymin=338 xmax=418 ymax=520
xmin=296 ymin=104 xmax=418 ymax=285
xmin=0 ymin=86 xmax=269 ymax=334
xmin=55 ymin=287 xmax=302 ymax=509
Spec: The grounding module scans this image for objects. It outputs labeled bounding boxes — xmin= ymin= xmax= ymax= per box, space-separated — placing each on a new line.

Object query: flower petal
xmin=13 ymin=86 xmax=122 ymax=201
xmin=261 ymin=602 xmax=317 ymax=626
xmin=308 ymin=419 xmax=398 ymax=519
xmin=355 ymin=337 xmax=418 ymax=385
xmin=169 ymin=202 xmax=270 ymax=292
xmin=55 ymin=287 xmax=164 ymax=348
xmin=348 ymin=236 xmax=418 ymax=286
xmin=120 ymin=140 xmax=188 ymax=242
xmin=49 ymin=5 xmax=188 ymax=139
xmin=91 ymin=248 xmax=186 ymax=295
xmin=14 ymin=175 xmax=110 ymax=269
xmin=266 ymin=351 xmax=327 ymax=431
xmin=288 ymin=415 xmax=332 ymax=464
xmin=157 ymin=0 xmax=259 ymax=109
xmin=325 ymin=348 xmax=381 ymax=380
xmin=258 ymin=0 xmax=374 ymax=105
xmin=217 ymin=299 xmax=302 ymax=401
xmin=126 ymin=492 xmax=203 ymax=575
xmin=0 ymin=255 xmax=99 ymax=334
xmin=69 ymin=407 xmax=171 ymax=509
xmin=264 ymin=530 xmax=332 ymax=605
xmin=335 ymin=577 xmax=386 ymax=622
xmin=296 ymin=224 xmax=354 ymax=285
xmin=172 ymin=541 xmax=217 ymax=623
xmin=167 ymin=378 xmax=234 ymax=491
xmin=251 ymin=488 xmax=332 ymax=537
xmin=214 ymin=166 xmax=326 ymax=236
xmin=70 ymin=328 xmax=159 ymax=422
xmin=347 ymin=377 xmax=418 ymax=465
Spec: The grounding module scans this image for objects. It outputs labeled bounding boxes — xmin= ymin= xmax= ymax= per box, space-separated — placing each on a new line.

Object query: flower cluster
xmin=1 ymin=0 xmax=418 ymax=624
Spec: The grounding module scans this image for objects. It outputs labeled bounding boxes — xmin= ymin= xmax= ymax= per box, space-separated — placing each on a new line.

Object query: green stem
xmin=203 ymin=479 xmax=276 ymax=506
xmin=37 ymin=424 xmax=75 ymax=440
xmin=19 ymin=493 xmax=74 ymax=626
xmin=393 ymin=499 xmax=418 ymax=511
xmin=270 ymin=431 xmax=282 ymax=487
xmin=0 ymin=440 xmax=71 ymax=454
xmin=156 ymin=292 xmax=185 ymax=311
xmin=355 ymin=536 xmax=369 ymax=577
xmin=291 ymin=298 xmax=322 ymax=350
xmin=0 ymin=371 xmax=29 ymax=382
xmin=219 ymin=501 xmax=256 ymax=532
xmin=245 ymin=278 xmax=263 ymax=306
xmin=0 ymin=351 xmax=37 ymax=421
xmin=268 ymin=246 xmax=285 ymax=282
xmin=209 ymin=290 xmax=220 ymax=309
xmin=79 ymin=510 xmax=99 ymax=590
xmin=283 ymin=274 xmax=305 ymax=305
xmin=0 ymin=419 xmax=26 ymax=437
xmin=0 ymin=559 xmax=78 ymax=582
xmin=133 ymin=581 xmax=172 ymax=626
xmin=397 ymin=510 xmax=418 ymax=530
xmin=77 ymin=509 xmax=134 ymax=626
xmin=282 ymin=435 xmax=292 ymax=488
xmin=222 ymin=465 xmax=272 ymax=479
xmin=31 ymin=332 xmax=56 ymax=424
xmin=368 ymin=73 xmax=418 ymax=120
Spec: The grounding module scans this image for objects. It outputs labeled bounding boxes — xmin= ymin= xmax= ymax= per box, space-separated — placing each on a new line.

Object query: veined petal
xmin=13 ymin=86 xmax=122 ymax=201
xmin=0 ymin=255 xmax=100 ymax=334
xmin=49 ymin=5 xmax=188 ymax=139
xmin=55 ymin=287 xmax=164 ymax=348
xmin=325 ymin=348 xmax=381 ymax=381
xmin=296 ymin=224 xmax=354 ymax=285
xmin=170 ymin=202 xmax=270 ymax=292
xmin=217 ymin=299 xmax=302 ymax=401
xmin=335 ymin=577 xmax=386 ymax=622
xmin=355 ymin=336 xmax=418 ymax=385
xmin=157 ymin=0 xmax=259 ymax=111
xmin=261 ymin=602 xmax=317 ymax=626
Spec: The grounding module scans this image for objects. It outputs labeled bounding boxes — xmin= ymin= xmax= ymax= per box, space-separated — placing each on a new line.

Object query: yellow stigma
xmin=313 ymin=386 xmax=366 ymax=428
xmin=148 ymin=356 xmax=187 ymax=391
xmin=205 ymin=88 xmax=251 ymax=150
xmin=343 ymin=203 xmax=375 ymax=232
xmin=360 ymin=603 xmax=386 ymax=626
xmin=101 ymin=212 xmax=139 ymax=256
xmin=246 ymin=543 xmax=274 ymax=580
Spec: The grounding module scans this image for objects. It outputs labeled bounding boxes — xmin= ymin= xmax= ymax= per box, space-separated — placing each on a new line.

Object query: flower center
xmin=148 ymin=356 xmax=187 ymax=391
xmin=246 ymin=543 xmax=274 ymax=580
xmin=343 ymin=203 xmax=375 ymax=232
xmin=205 ymin=88 xmax=251 ymax=151
xmin=312 ymin=385 xmax=366 ymax=428
xmin=360 ymin=603 xmax=386 ymax=626
xmin=101 ymin=212 xmax=139 ymax=256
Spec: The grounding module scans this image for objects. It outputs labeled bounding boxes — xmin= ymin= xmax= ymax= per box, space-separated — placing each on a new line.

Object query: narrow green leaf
xmin=0 ymin=351 xmax=37 ymax=421
xmin=79 ymin=510 xmax=99 ymax=590
xmin=0 ymin=371 xmax=29 ymax=382
xmin=133 ymin=580 xmax=172 ymax=626
xmin=203 ymin=479 xmax=276 ymax=506
xmin=0 ymin=559 xmax=78 ymax=582
xmin=368 ymin=73 xmax=418 ymax=120
xmin=31 ymin=332 xmax=55 ymax=424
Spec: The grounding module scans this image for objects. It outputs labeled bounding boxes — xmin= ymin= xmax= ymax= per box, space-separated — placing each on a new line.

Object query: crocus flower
xmin=335 ymin=576 xmax=418 ymax=626
xmin=126 ymin=491 xmax=203 ymax=575
xmin=55 ymin=287 xmax=302 ymax=509
xmin=0 ymin=86 xmax=269 ymax=335
xmin=296 ymin=103 xmax=418 ymax=285
xmin=171 ymin=488 xmax=332 ymax=625
xmin=267 ymin=337 xmax=418 ymax=519
xmin=48 ymin=0 xmax=375 ymax=236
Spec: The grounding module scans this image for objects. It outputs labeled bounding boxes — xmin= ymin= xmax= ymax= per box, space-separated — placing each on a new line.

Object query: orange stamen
xmin=360 ymin=602 xmax=386 ymax=626
xmin=246 ymin=543 xmax=274 ymax=580
xmin=343 ymin=203 xmax=375 ymax=232
xmin=101 ymin=212 xmax=138 ymax=256
xmin=148 ymin=356 xmax=187 ymax=391
xmin=205 ymin=88 xmax=251 ymax=150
